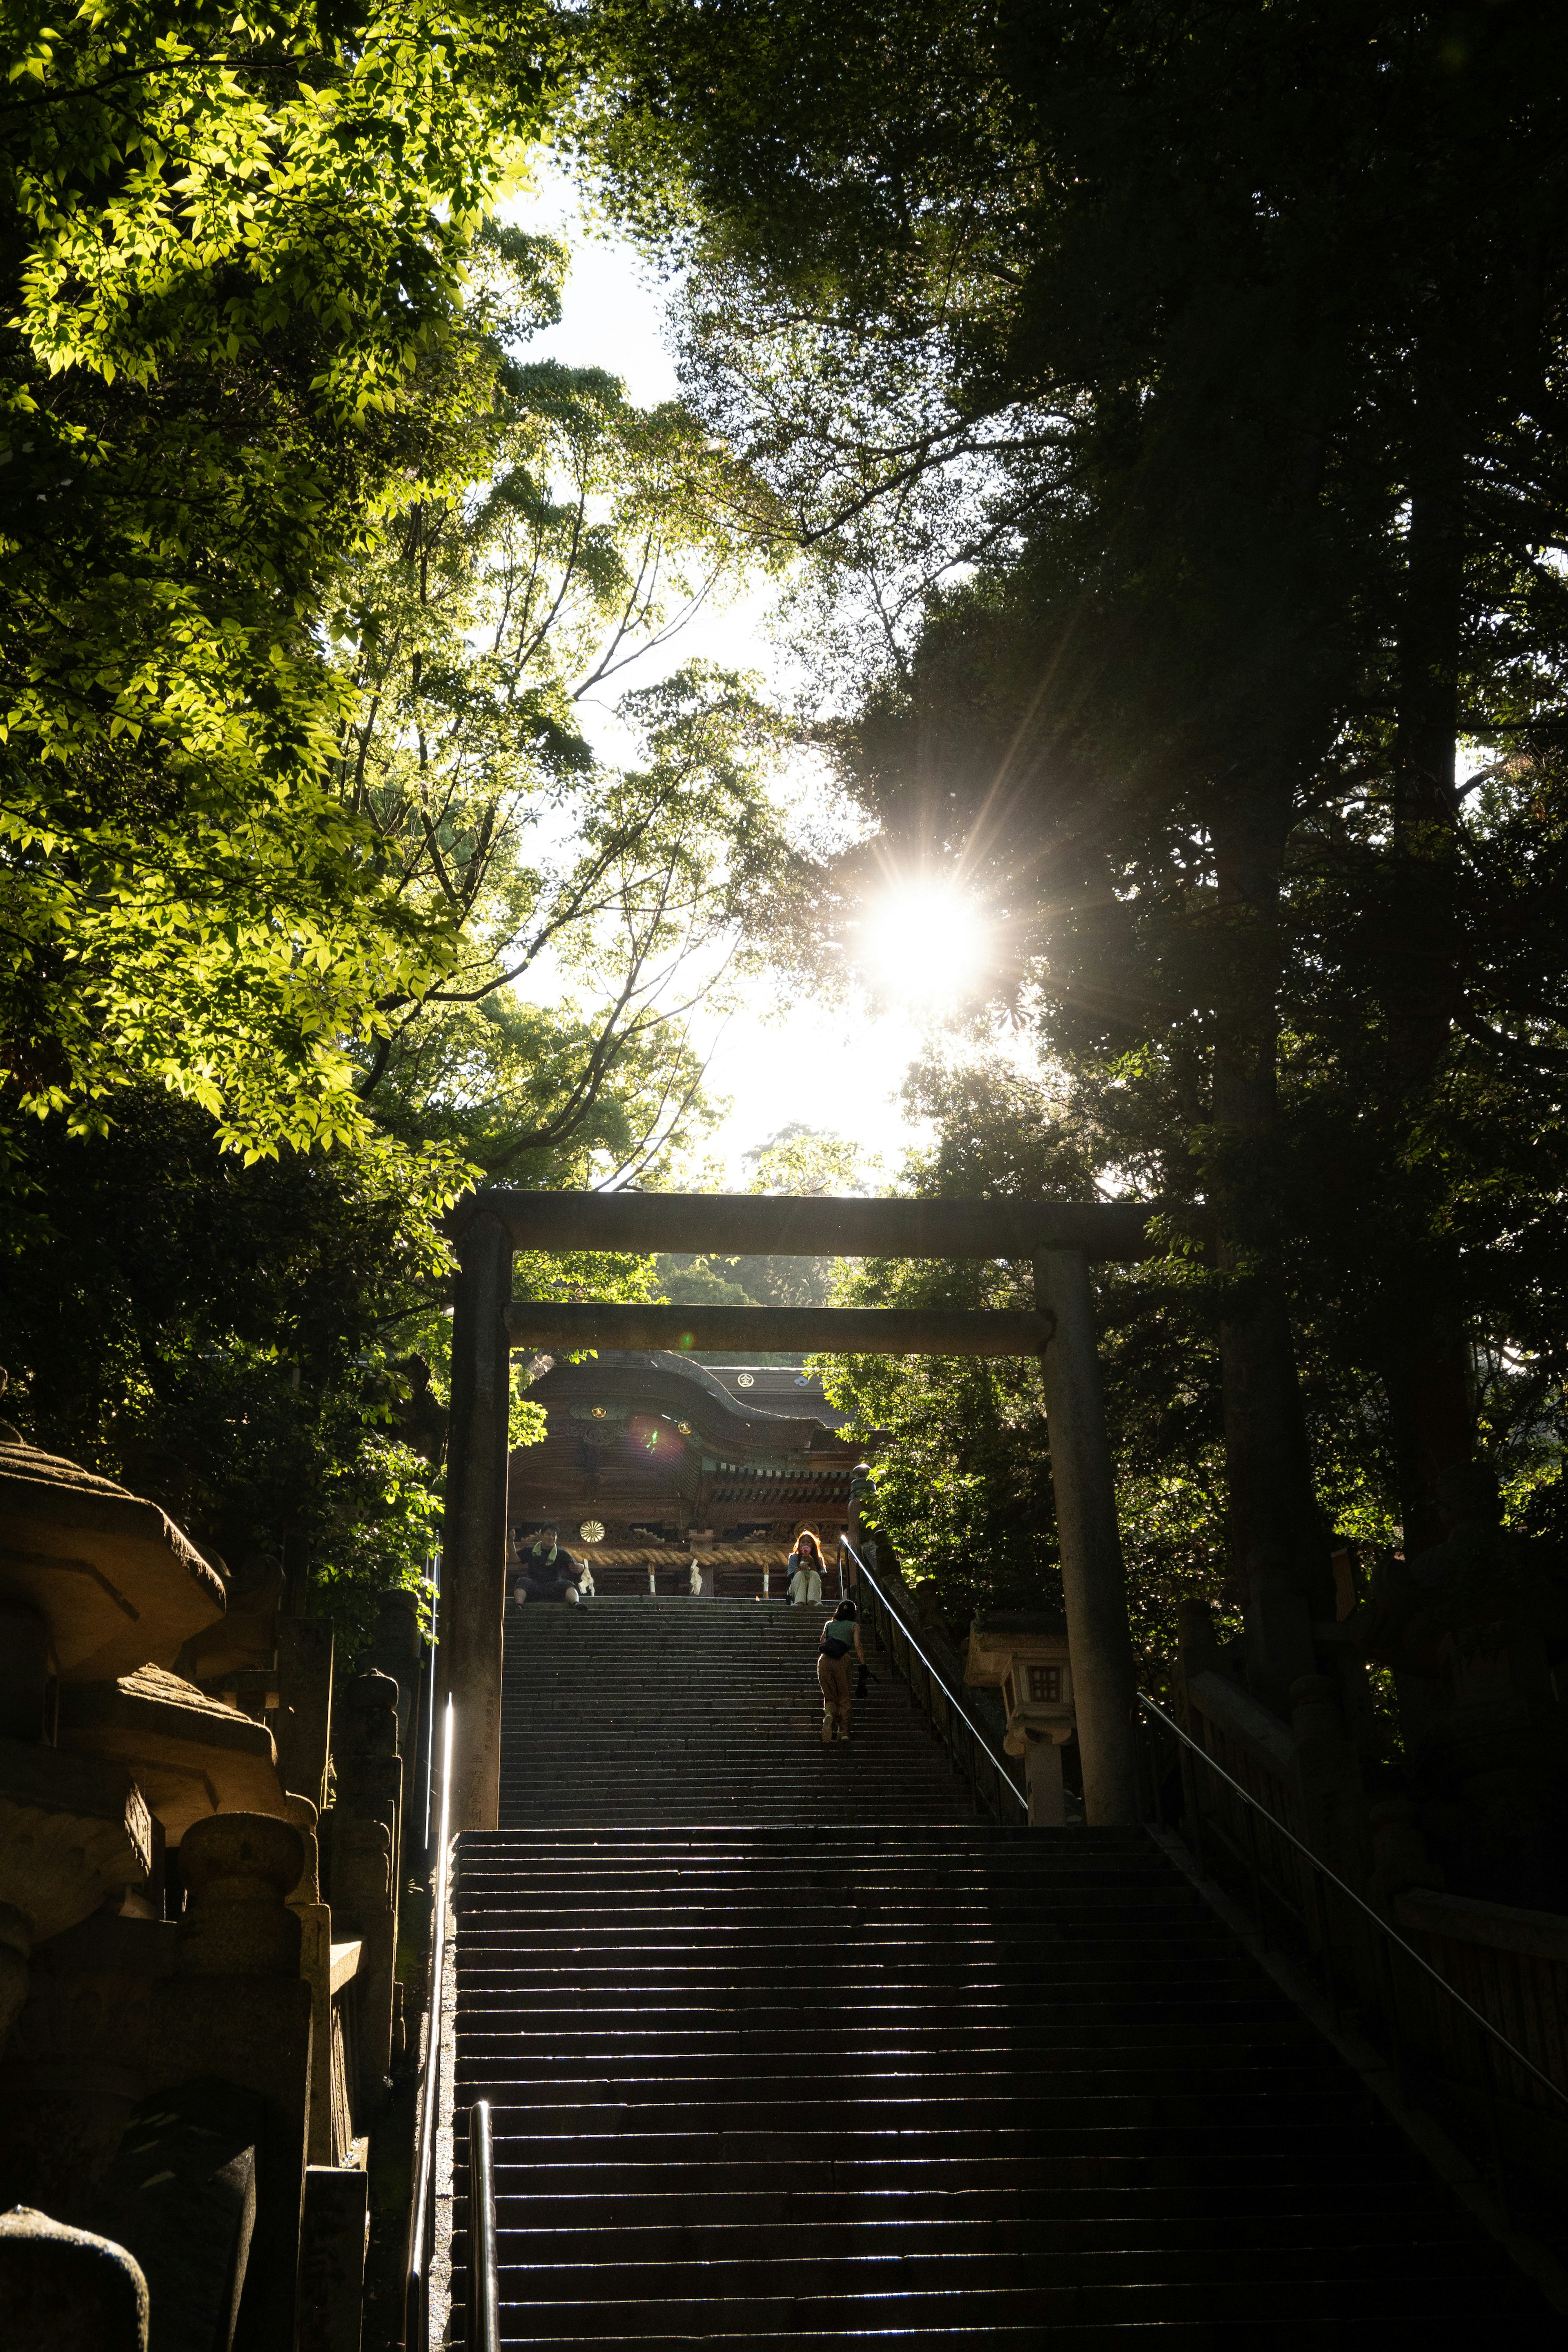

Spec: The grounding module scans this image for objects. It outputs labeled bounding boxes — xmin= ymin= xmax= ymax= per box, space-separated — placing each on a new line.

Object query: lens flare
xmin=860 ymin=882 xmax=987 ymax=1010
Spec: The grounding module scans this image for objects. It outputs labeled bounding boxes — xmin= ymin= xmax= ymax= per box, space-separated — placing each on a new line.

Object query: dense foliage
xmin=0 ymin=0 xmax=811 ymax=1650
xmin=658 ymin=1124 xmax=878 ymax=1314
xmin=1 ymin=0 xmax=564 ymax=1151
xmin=14 ymin=0 xmax=1568 ymax=1678
xmin=582 ymin=0 xmax=1568 ymax=1644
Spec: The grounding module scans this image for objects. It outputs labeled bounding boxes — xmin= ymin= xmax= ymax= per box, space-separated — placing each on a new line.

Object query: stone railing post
xmin=143 ymin=1811 xmax=311 ymax=2352
xmin=334 ymin=1819 xmax=396 ymax=2115
xmin=285 ymin=1793 xmax=336 ymax=2166
xmin=1286 ymin=1672 xmax=1370 ymax=1895
xmin=323 ymin=1670 xmax=402 ymax=2109
xmin=370 ymin=1588 xmax=423 ymax=1824
xmin=273 ymin=1616 xmax=334 ymax=1816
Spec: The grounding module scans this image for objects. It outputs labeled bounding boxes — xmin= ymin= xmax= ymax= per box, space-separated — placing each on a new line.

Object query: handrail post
xmin=1380 ymin=1933 xmax=1408 ymax=2107
xmin=406 ymin=1697 xmax=455 ymax=2352
xmin=1243 ymin=1795 xmax=1268 ymax=1949
xmin=1178 ymin=1735 xmax=1207 ymax=1877
xmin=1477 ymin=2015 xmax=1509 ymax=2222
xmin=1314 ymin=1871 xmax=1339 ymax=2029
xmin=468 ymin=2098 xmax=500 ymax=2352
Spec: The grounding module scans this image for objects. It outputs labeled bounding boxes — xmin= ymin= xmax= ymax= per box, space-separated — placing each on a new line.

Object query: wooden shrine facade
xmin=508 ymin=1351 xmax=864 ymax=1562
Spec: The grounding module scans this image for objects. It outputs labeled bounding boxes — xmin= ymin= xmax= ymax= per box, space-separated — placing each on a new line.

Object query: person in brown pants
xmin=817 ymin=1601 xmax=865 ymax=1743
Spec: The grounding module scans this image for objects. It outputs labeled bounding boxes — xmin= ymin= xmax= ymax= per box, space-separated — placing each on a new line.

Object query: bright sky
xmin=505 ymin=175 xmax=947 ymax=1188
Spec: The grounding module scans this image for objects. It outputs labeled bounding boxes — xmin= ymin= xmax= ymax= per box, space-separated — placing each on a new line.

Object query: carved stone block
xmin=0 ymin=1440 xmax=223 ymax=1680
xmin=56 ymin=1667 xmax=285 ymax=1849
xmin=0 ymin=2205 xmax=149 ymax=2351
xmin=0 ymin=1739 xmax=153 ymax=2041
xmin=297 ymin=2164 xmax=369 ymax=2352
xmin=91 ymin=2079 xmax=260 ymax=2352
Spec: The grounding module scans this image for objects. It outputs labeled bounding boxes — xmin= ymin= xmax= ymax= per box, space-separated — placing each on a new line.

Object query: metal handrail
xmin=467 ymin=2098 xmax=500 ymax=2352
xmin=405 ymin=1696 xmax=454 ymax=2349
xmin=1137 ymin=1691 xmax=1568 ymax=2116
xmin=840 ymin=1536 xmax=1027 ymax=1818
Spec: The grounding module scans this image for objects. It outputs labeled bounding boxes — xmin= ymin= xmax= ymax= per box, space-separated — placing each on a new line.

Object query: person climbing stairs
xmin=440 ymin=1598 xmax=1555 ymax=2343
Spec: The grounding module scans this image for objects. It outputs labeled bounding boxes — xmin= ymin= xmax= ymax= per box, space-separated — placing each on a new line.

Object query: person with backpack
xmin=817 ymin=1598 xmax=864 ymax=1744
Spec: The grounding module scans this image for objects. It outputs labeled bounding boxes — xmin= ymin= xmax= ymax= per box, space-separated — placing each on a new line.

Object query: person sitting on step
xmin=512 ymin=1525 xmax=582 ymax=1605
xmin=787 ymin=1527 xmax=826 ymax=1606
xmin=817 ymin=1598 xmax=864 ymax=1743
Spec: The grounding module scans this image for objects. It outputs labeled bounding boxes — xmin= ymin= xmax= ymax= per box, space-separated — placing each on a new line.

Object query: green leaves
xmin=0 ymin=0 xmax=557 ymax=1152
xmin=0 ymin=1 xmax=826 ymax=1654
xmin=328 ymin=299 xmax=805 ymax=1186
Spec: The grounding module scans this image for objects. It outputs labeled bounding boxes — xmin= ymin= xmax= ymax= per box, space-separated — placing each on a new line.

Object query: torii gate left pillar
xmin=438 ymin=1213 xmax=512 ymax=1833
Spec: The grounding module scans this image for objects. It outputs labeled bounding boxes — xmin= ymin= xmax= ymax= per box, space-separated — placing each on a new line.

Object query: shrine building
xmin=506 ymin=1350 xmax=867 ymax=1594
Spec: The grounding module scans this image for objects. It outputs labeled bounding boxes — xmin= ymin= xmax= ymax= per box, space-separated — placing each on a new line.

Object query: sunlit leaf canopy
xmin=0 ymin=0 xmax=825 ymax=1652
xmin=0 ymin=0 xmax=561 ymax=1152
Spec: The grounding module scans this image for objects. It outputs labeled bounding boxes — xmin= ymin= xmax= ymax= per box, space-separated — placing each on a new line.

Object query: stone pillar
xmin=1367 ymin=1795 xmax=1444 ymax=1918
xmin=298 ymin=2164 xmax=369 ymax=2352
xmin=332 ymin=1671 xmax=403 ymax=1886
xmin=143 ymin=1812 xmax=311 ymax=2352
xmin=285 ymin=1794 xmax=335 ymax=2166
xmin=1024 ymin=1739 xmax=1067 ymax=1828
xmin=332 ymin=1818 xmax=396 ymax=2112
xmin=1287 ymin=1672 xmax=1370 ymax=1892
xmin=1033 ymin=1251 xmax=1140 ymax=1826
xmin=1176 ymin=1593 xmax=1223 ymax=1693
xmin=439 ymin=1213 xmax=512 ymax=1834
xmin=370 ymin=1589 xmax=423 ymax=1771
xmin=273 ymin=1617 xmax=334 ymax=1815
xmin=1243 ymin=1542 xmax=1316 ymax=1716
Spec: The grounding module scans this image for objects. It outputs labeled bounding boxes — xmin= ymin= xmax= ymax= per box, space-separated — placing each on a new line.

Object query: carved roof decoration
xmin=521 ymin=1351 xmax=854 ymax=1465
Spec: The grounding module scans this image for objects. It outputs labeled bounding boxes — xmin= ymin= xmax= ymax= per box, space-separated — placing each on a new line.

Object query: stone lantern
xmin=0 ymin=1436 xmax=228 ymax=2038
xmin=965 ymin=1614 xmax=1076 ymax=1826
xmin=0 ymin=1437 xmax=226 ymax=1679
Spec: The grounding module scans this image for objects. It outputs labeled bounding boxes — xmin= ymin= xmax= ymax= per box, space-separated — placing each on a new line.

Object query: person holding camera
xmin=511 ymin=1525 xmax=582 ymax=1605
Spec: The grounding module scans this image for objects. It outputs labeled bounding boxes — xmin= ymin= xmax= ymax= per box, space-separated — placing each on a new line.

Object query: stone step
xmin=448 ymin=1609 xmax=1557 ymax=2345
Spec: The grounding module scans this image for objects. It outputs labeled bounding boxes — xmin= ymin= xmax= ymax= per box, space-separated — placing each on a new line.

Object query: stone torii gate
xmin=440 ymin=1189 xmax=1153 ymax=1833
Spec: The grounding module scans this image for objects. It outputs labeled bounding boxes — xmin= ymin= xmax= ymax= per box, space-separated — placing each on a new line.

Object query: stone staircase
xmin=445 ymin=1598 xmax=1554 ymax=2344
xmin=498 ymin=1594 xmax=978 ymax=1828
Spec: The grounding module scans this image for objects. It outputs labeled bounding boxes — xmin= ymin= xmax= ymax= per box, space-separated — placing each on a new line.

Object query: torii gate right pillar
xmin=1033 ymin=1251 xmax=1140 ymax=1826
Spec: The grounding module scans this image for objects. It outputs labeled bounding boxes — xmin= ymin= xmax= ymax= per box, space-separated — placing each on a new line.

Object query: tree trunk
xmin=1381 ymin=415 xmax=1473 ymax=1555
xmin=1210 ymin=794 xmax=1324 ymax=1602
